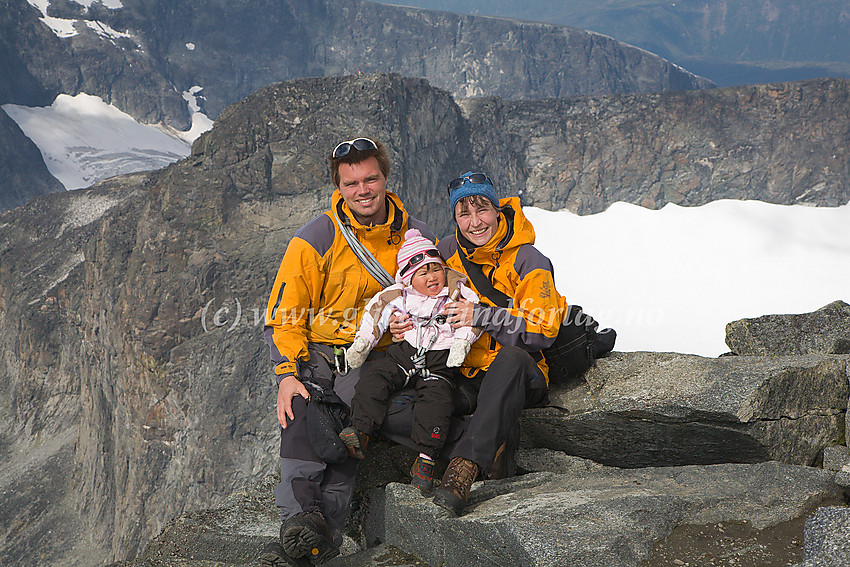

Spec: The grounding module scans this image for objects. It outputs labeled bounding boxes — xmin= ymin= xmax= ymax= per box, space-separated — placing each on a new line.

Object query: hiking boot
xmin=410 ymin=455 xmax=436 ymax=495
xmin=258 ymin=541 xmax=311 ymax=567
xmin=432 ymin=457 xmax=480 ymax=516
xmin=486 ymin=422 xmax=520 ymax=480
xmin=280 ymin=510 xmax=339 ymax=564
xmin=338 ymin=426 xmax=368 ymax=459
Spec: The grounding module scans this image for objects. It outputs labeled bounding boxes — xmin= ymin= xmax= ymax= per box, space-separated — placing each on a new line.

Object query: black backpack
xmin=304 ymin=381 xmax=352 ymax=464
xmin=458 ymin=250 xmax=615 ymax=386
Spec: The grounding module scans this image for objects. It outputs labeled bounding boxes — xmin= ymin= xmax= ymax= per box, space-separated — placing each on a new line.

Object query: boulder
xmin=799 ymin=507 xmax=850 ymax=567
xmin=823 ymin=445 xmax=850 ymax=472
xmin=522 ymin=352 xmax=848 ymax=467
xmin=725 ymin=300 xmax=850 ymax=356
xmin=382 ymin=456 xmax=840 ymax=567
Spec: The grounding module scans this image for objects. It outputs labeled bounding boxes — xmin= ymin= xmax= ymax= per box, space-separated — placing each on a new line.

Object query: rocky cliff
xmin=463 ymin=77 xmax=850 ymax=213
xmin=0 ymin=107 xmax=64 ymax=211
xmin=2 ymin=0 xmax=711 ymax=125
xmin=0 ymin=73 xmax=848 ymax=566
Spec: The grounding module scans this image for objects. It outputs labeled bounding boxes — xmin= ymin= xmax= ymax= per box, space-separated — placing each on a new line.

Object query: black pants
xmin=275 ymin=343 xmax=361 ymax=543
xmin=351 ymin=341 xmax=457 ymax=455
xmin=381 ymin=345 xmax=548 ymax=474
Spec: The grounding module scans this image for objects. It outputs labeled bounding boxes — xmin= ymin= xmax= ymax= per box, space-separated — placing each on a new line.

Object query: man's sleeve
xmin=263 ymin=236 xmax=324 ymax=379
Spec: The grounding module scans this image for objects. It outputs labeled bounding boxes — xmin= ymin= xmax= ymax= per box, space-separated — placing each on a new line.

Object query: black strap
xmin=456 ymin=237 xmax=513 ymax=309
xmin=457 ymin=239 xmax=548 ymax=362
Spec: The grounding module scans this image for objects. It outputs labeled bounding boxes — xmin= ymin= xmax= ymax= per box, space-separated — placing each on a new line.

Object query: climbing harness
xmin=396 ymin=292 xmax=453 ymax=388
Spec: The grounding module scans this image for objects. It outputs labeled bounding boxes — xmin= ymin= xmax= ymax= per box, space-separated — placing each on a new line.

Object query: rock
xmin=834 ymin=465 xmax=850 ymax=489
xmin=384 ymin=459 xmax=840 ymax=567
xmin=522 ymin=352 xmax=848 ymax=467
xmin=823 ymin=445 xmax=850 ymax=472
xmin=111 ymin=456 xmax=842 ymax=567
xmin=725 ymin=300 xmax=850 ymax=356
xmin=800 ymin=507 xmax=850 ymax=567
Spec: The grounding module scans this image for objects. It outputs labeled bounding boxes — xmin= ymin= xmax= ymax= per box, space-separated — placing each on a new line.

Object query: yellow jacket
xmin=437 ymin=197 xmax=567 ymax=381
xmin=264 ymin=190 xmax=436 ymax=378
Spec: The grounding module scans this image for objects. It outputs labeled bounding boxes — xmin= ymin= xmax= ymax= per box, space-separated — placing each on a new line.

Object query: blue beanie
xmin=449 ymin=172 xmax=499 ymax=211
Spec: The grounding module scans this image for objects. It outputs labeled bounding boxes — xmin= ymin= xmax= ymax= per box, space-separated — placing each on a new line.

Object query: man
xmin=260 ymin=137 xmax=436 ymax=566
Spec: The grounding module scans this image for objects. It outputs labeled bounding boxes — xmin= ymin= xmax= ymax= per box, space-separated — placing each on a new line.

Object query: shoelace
xmin=443 ymin=460 xmax=478 ymax=492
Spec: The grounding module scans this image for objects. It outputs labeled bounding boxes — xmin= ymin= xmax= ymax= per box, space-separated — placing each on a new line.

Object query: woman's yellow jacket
xmin=437 ymin=197 xmax=568 ymax=382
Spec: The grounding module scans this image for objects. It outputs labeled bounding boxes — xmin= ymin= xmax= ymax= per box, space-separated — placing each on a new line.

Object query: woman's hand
xmin=389 ymin=311 xmax=414 ymax=341
xmin=276 ymin=375 xmax=309 ymax=429
xmin=442 ymin=299 xmax=475 ymax=329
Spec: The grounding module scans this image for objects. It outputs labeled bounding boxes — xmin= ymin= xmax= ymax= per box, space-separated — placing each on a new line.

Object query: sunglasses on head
xmin=399 ymin=249 xmax=442 ymax=278
xmin=446 ymin=173 xmax=493 ymax=195
xmin=332 ymin=137 xmax=378 ymax=159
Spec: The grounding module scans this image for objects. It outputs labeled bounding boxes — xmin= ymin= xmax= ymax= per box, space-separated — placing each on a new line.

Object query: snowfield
xmin=526 ymin=200 xmax=850 ymax=356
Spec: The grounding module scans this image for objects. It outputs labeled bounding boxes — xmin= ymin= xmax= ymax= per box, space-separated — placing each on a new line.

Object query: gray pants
xmin=274 ymin=343 xmax=362 ymax=544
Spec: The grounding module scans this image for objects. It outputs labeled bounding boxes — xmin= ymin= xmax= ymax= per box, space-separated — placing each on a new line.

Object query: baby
xmin=340 ymin=229 xmax=479 ymax=494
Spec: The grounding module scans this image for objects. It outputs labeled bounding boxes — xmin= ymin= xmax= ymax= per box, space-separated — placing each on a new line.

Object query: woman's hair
xmin=454 ymin=194 xmax=500 ymax=217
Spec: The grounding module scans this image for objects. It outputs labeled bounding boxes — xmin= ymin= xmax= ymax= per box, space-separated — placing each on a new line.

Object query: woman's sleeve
xmin=470 ymin=246 xmax=566 ymax=351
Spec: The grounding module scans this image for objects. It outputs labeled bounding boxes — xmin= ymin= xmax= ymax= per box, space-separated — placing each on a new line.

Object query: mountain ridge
xmin=370 ymin=0 xmax=850 ymax=87
xmin=0 ymin=0 xmax=715 ymax=212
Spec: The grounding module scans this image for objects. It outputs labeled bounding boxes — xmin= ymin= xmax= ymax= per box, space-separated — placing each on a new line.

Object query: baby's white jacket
xmin=355 ymin=268 xmax=480 ymax=351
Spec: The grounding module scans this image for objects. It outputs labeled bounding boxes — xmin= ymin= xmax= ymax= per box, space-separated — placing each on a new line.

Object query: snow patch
xmin=85 ymin=19 xmax=135 ymax=42
xmin=172 ymin=87 xmax=214 ymax=143
xmin=28 ymin=0 xmax=125 ymax=39
xmin=525 ymin=200 xmax=850 ymax=357
xmin=2 ymin=93 xmax=191 ymax=190
xmin=75 ymin=0 xmax=124 ymax=8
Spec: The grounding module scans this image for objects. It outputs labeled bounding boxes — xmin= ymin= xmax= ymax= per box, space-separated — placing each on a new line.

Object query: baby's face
xmin=410 ymin=263 xmax=446 ymax=296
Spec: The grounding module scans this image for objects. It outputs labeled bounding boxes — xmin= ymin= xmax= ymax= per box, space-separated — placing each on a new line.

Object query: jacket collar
xmin=333 ymin=190 xmax=406 ymax=236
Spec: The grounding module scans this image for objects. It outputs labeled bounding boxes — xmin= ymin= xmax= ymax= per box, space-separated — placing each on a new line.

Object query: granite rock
xmin=726 ymin=300 xmax=850 ymax=356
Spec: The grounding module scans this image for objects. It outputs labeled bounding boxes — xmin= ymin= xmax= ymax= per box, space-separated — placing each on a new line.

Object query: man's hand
xmin=388 ymin=311 xmax=413 ymax=341
xmin=277 ymin=374 xmax=309 ymax=429
xmin=442 ymin=299 xmax=475 ymax=329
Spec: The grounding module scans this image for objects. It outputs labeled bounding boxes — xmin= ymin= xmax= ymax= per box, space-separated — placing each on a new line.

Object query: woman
xmin=432 ymin=172 xmax=569 ymax=515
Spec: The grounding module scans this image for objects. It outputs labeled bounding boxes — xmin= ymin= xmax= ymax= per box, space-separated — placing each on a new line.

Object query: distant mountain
xmin=2 ymin=0 xmax=712 ymax=124
xmin=0 ymin=0 xmax=714 ymax=213
xmin=372 ymin=0 xmax=850 ymax=87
